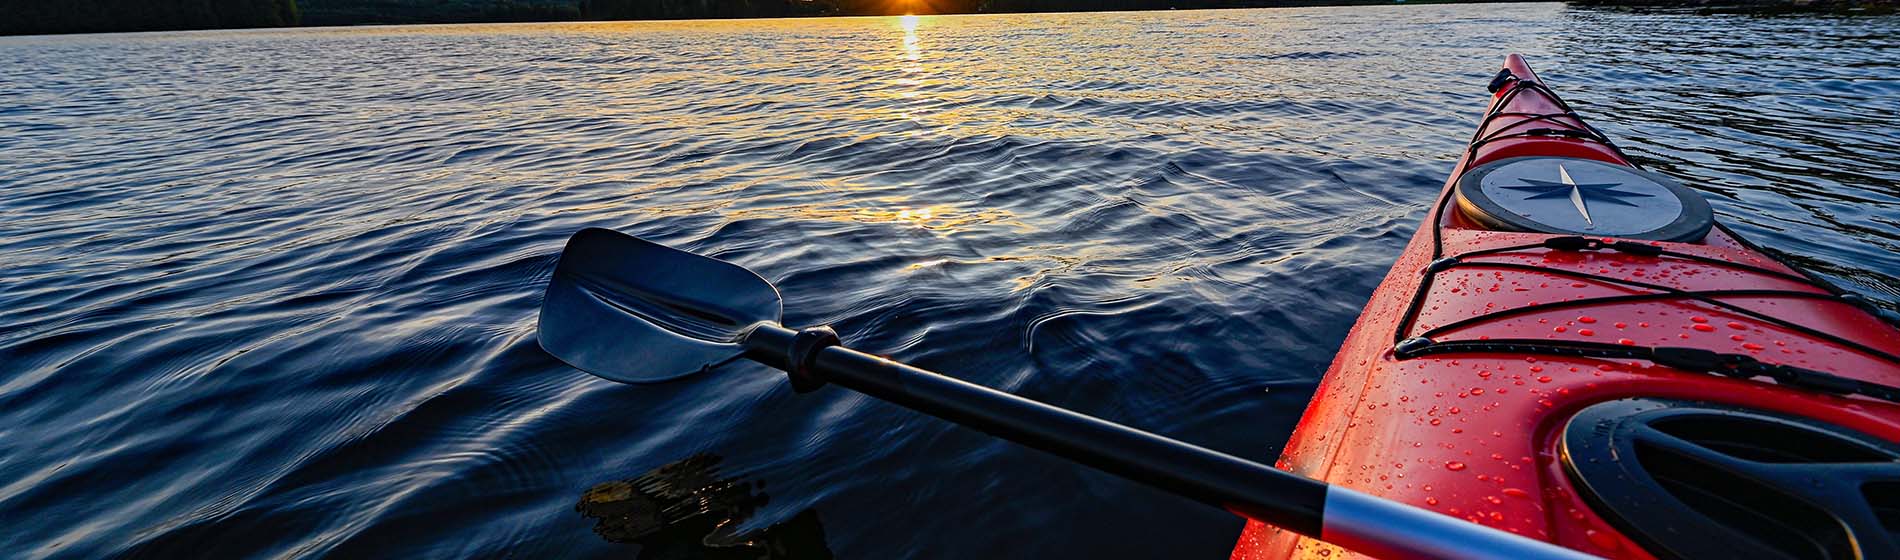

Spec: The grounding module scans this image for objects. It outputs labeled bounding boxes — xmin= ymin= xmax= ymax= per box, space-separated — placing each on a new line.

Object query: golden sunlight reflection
xmin=899 ymin=15 xmax=922 ymax=63
xmin=902 ymin=253 xmax=1087 ymax=292
xmin=682 ymin=199 xmax=1033 ymax=234
xmin=908 ymin=258 xmax=952 ymax=270
xmin=888 ymin=15 xmax=926 ymax=100
xmin=843 ymin=204 xmax=1025 ymax=231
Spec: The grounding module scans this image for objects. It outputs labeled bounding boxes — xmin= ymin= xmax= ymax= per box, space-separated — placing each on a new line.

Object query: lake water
xmin=3 ymin=4 xmax=1897 ymax=558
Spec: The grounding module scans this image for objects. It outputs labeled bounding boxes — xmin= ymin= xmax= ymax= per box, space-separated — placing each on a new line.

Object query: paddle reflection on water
xmin=577 ymin=454 xmax=833 ymax=559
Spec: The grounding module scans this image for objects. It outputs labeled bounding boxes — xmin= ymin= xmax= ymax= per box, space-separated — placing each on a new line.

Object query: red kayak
xmin=1234 ymin=55 xmax=1900 ymax=559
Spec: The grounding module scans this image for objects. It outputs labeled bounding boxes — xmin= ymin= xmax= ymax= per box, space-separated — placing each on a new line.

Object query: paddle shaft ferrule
xmin=783 ymin=326 xmax=840 ymax=393
xmin=743 ymin=324 xmax=1599 ymax=560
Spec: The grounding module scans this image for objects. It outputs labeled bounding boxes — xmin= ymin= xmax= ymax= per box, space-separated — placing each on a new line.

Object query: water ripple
xmin=1 ymin=5 xmax=1896 ymax=559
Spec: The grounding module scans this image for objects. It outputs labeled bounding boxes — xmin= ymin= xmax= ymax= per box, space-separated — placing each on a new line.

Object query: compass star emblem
xmin=1497 ymin=164 xmax=1655 ymax=226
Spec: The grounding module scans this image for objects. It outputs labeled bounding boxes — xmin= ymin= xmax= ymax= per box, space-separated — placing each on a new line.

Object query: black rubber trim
xmin=1561 ymin=399 xmax=1900 ymax=559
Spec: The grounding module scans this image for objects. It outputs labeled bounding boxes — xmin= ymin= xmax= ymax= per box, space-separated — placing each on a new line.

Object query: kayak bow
xmin=1233 ymin=55 xmax=1900 ymax=560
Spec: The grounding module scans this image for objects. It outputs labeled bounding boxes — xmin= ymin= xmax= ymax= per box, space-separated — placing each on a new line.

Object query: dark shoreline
xmin=4 ymin=0 xmax=1502 ymax=37
xmin=3 ymin=0 xmax=1892 ymax=38
xmin=1572 ymin=0 xmax=1894 ymax=13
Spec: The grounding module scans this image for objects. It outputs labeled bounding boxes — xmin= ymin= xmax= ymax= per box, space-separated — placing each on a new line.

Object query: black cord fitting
xmin=787 ymin=326 xmax=841 ymax=393
xmin=1603 ymin=240 xmax=1663 ymax=256
xmin=1425 ymin=257 xmax=1461 ymax=274
xmin=1543 ymin=236 xmax=1593 ymax=251
xmin=1487 ymin=69 xmax=1517 ymax=94
xmin=1775 ymin=366 xmax=1861 ymax=395
xmin=1522 ymin=128 xmax=1589 ymax=138
xmin=1651 ymin=347 xmax=1723 ymax=373
xmin=1394 ymin=337 xmax=1434 ymax=358
xmin=1542 ymin=236 xmax=1664 ymax=257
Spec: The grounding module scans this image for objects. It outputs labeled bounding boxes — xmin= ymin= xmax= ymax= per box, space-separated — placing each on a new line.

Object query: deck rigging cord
xmin=1390 ymin=68 xmax=1900 ymax=405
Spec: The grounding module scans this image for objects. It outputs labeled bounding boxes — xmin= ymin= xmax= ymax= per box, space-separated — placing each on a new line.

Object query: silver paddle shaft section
xmin=1322 ymin=486 xmax=1603 ymax=560
xmin=750 ymin=325 xmax=1601 ymax=560
xmin=538 ymin=229 xmax=1606 ymax=558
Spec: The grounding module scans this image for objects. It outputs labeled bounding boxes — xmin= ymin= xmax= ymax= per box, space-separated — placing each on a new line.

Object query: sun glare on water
xmin=898 ymin=14 xmax=922 ymax=66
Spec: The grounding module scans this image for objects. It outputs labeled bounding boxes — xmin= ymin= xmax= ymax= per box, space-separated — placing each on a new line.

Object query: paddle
xmin=537 ymin=227 xmax=1599 ymax=560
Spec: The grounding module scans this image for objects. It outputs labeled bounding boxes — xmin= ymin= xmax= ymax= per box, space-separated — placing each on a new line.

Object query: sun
xmin=883 ymin=0 xmax=953 ymax=16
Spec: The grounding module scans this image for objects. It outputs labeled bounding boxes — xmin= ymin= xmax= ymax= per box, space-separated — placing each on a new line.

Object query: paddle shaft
xmin=743 ymin=325 xmax=1598 ymax=560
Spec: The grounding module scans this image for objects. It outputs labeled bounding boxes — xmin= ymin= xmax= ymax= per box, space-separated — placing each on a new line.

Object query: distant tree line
xmin=577 ymin=0 xmax=1502 ymax=18
xmin=978 ymin=0 xmax=1530 ymax=11
xmin=580 ymin=0 xmax=835 ymax=19
xmin=1569 ymin=0 xmax=1893 ymax=12
xmin=298 ymin=0 xmax=582 ymax=26
xmin=0 ymin=0 xmax=299 ymax=35
xmin=6 ymin=0 xmax=1717 ymax=36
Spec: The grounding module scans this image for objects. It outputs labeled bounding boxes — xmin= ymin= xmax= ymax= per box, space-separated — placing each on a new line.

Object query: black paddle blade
xmin=538 ymin=228 xmax=783 ymax=383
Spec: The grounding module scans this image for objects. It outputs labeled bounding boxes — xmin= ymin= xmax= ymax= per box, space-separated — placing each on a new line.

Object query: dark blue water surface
xmin=3 ymin=4 xmax=1897 ymax=558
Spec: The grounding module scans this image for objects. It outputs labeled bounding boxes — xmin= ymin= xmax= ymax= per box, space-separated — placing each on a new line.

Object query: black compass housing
xmin=1456 ymin=156 xmax=1714 ymax=242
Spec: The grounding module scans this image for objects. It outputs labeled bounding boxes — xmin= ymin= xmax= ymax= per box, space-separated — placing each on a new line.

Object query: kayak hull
xmin=1233 ymin=55 xmax=1900 ymax=559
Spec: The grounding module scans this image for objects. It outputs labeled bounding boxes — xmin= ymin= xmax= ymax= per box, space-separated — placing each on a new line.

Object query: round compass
xmin=1455 ymin=156 xmax=1713 ymax=242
